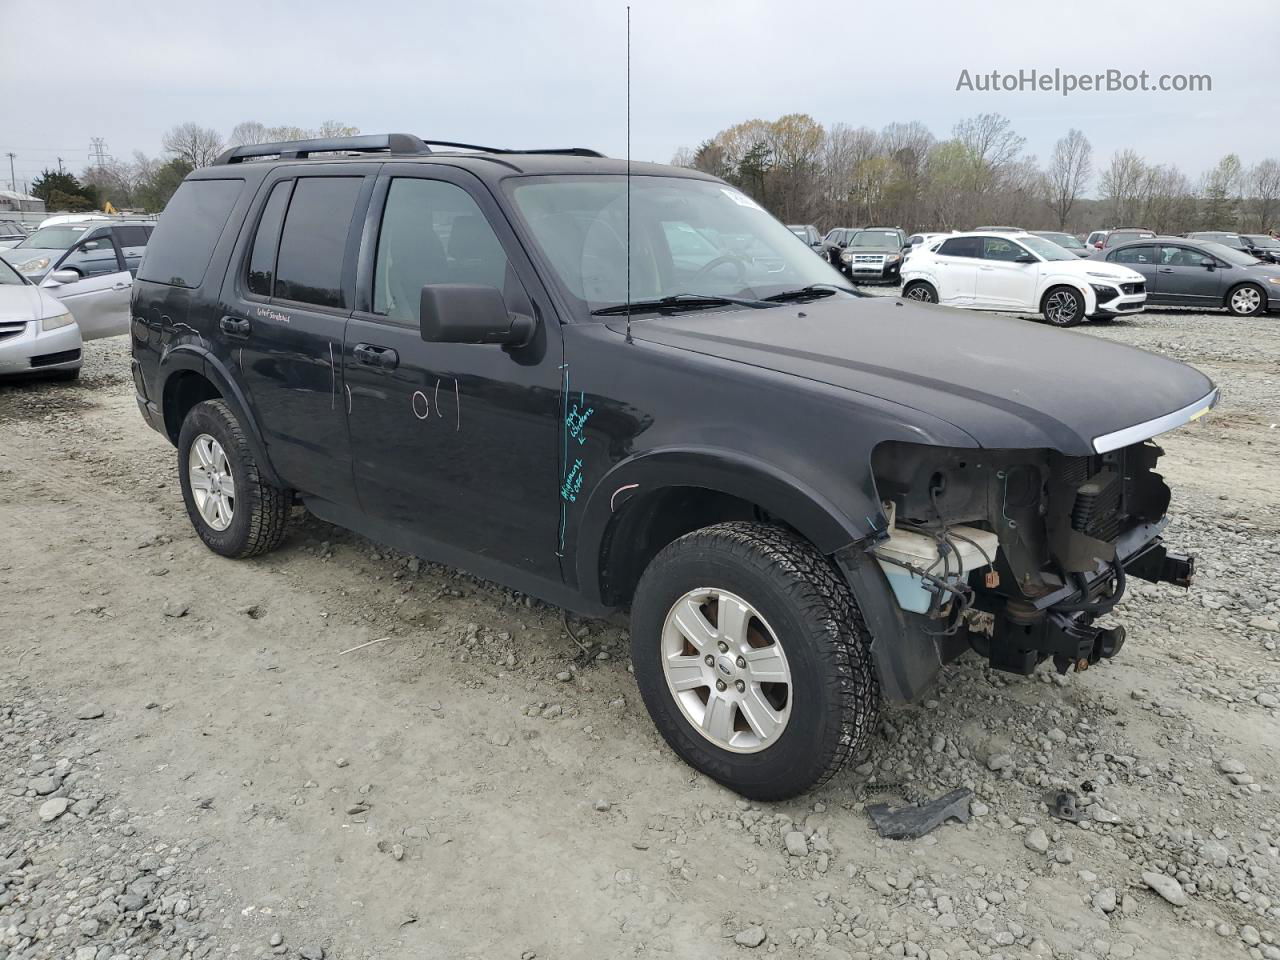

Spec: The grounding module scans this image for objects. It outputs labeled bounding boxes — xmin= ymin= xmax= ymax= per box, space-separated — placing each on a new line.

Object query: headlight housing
xmin=17 ymin=257 xmax=50 ymax=274
xmin=886 ymin=254 xmax=901 ymax=263
xmin=841 ymin=251 xmax=853 ymax=262
xmin=42 ymin=311 xmax=75 ymax=332
xmin=1267 ymin=276 xmax=1280 ymax=285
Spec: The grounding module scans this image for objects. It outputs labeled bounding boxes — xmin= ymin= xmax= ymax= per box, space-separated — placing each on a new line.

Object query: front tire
xmin=1042 ymin=285 xmax=1086 ymax=327
xmin=177 ymin=399 xmax=291 ymax=558
xmin=902 ymin=280 xmax=938 ymax=303
xmin=631 ymin=522 xmax=879 ymax=800
xmin=1226 ymin=283 xmax=1266 ymax=317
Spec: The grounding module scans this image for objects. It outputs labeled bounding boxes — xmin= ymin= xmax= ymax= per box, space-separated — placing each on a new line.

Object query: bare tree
xmin=1045 ymin=129 xmax=1092 ymax=229
xmin=953 ymin=113 xmax=1025 ymax=196
xmin=227 ymin=121 xmax=272 ymax=147
xmin=1099 ymin=150 xmax=1147 ymax=226
xmin=1198 ymin=154 xmax=1243 ymax=229
xmin=1245 ymin=159 xmax=1280 ymax=232
xmin=161 ymin=122 xmax=225 ymax=168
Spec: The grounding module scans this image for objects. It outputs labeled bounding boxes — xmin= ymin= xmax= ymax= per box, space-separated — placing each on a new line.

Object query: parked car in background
xmin=0 ymin=219 xmax=153 ymax=340
xmin=838 ymin=227 xmax=907 ymax=282
xmin=1241 ymin=234 xmax=1280 ymax=264
xmin=901 ymin=231 xmax=1146 ymax=326
xmin=0 ymin=219 xmax=27 ymax=249
xmin=1099 ymin=236 xmax=1280 ymax=316
xmin=786 ymin=224 xmax=823 ymax=254
xmin=1102 ymin=229 xmax=1156 ymax=249
xmin=973 ymin=225 xmax=1026 ymax=233
xmin=1085 ymin=230 xmax=1109 ymax=249
xmin=819 ymin=227 xmax=857 ymax=268
xmin=904 ymin=232 xmax=950 ymax=260
xmin=1185 ymin=231 xmax=1248 ymax=253
xmin=1030 ymin=230 xmax=1091 ymax=258
xmin=0 ymin=255 xmax=82 ymax=381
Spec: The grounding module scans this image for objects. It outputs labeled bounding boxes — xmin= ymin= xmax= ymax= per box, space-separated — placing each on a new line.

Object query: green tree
xmin=31 ymin=170 xmax=99 ymax=210
xmin=134 ymin=158 xmax=194 ymax=212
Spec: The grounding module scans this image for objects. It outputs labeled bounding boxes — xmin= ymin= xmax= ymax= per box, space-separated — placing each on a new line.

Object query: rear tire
xmin=1226 ymin=283 xmax=1265 ymax=317
xmin=1042 ymin=285 xmax=1086 ymax=327
xmin=177 ymin=399 xmax=290 ymax=558
xmin=630 ymin=522 xmax=879 ymax=800
xmin=902 ymin=281 xmax=938 ymax=303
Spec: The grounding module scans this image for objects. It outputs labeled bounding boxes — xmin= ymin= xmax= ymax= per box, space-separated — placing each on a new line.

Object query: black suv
xmin=133 ymin=134 xmax=1213 ymax=799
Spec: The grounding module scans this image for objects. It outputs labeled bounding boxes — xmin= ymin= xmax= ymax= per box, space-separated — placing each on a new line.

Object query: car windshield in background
xmin=508 ymin=175 xmax=849 ymax=312
xmin=1020 ymin=236 xmax=1077 ymax=261
xmin=16 ymin=225 xmax=88 ymax=250
xmin=0 ymin=258 xmax=25 ymax=284
xmin=1040 ymin=232 xmax=1085 ymax=249
xmin=1244 ymin=235 xmax=1280 ymax=248
xmin=1200 ymin=241 xmax=1260 ymax=267
xmin=847 ymin=231 xmax=900 ymax=248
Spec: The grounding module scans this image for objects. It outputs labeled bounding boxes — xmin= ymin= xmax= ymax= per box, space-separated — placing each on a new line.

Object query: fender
xmin=156 ymin=343 xmax=284 ymax=489
xmin=574 ymin=446 xmax=884 ymax=605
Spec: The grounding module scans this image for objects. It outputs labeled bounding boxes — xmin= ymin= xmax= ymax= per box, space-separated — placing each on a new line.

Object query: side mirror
xmin=420 ymin=284 xmax=534 ymax=346
xmin=46 ymin=269 xmax=80 ymax=285
xmin=1199 ymin=257 xmax=1215 ymax=269
xmin=1014 ymin=253 xmax=1037 ymax=264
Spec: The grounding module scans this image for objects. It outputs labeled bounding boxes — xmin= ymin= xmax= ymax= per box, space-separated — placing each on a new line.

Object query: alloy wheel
xmin=188 ymin=433 xmax=236 ymax=531
xmin=1045 ymin=290 xmax=1080 ymax=325
xmin=1230 ymin=286 xmax=1261 ymax=315
xmin=660 ymin=587 xmax=792 ymax=754
xmin=904 ymin=285 xmax=935 ymax=302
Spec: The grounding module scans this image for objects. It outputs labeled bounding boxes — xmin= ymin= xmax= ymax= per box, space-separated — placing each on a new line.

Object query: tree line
xmin=673 ymin=113 xmax=1280 ymax=236
xmin=31 ymin=120 xmax=360 ymax=214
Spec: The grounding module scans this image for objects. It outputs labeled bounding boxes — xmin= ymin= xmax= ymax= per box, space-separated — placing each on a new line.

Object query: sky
xmin=2 ymin=0 xmax=1277 ymax=196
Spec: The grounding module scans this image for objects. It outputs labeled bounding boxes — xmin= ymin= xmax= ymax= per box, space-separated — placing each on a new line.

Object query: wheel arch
xmin=157 ymin=347 xmax=283 ymax=488
xmin=577 ymin=448 xmax=877 ymax=608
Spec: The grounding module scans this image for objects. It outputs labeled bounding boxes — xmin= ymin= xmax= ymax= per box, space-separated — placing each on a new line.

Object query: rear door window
xmin=1112 ymin=245 xmax=1155 ymax=265
xmin=247 ymin=180 xmax=294 ymax=297
xmin=982 ymin=237 xmax=1025 ymax=261
xmin=138 ymin=179 xmax=243 ymax=288
xmin=937 ymin=236 xmax=982 ymax=258
xmin=273 ymin=177 xmax=363 ymax=308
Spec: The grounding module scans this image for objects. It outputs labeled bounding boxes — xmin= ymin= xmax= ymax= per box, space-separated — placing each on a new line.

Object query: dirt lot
xmin=2 ymin=303 xmax=1278 ymax=960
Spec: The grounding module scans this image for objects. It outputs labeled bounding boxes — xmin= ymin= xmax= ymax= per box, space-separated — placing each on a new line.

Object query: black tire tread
xmin=182 ymin=399 xmax=290 ymax=558
xmin=634 ymin=521 xmax=879 ymax=798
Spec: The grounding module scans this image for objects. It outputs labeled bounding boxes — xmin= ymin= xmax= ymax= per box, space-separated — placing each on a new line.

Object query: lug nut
xmin=704 ymin=654 xmax=714 ymax=666
xmin=736 ymin=656 xmax=746 ymax=669
xmin=715 ymin=679 xmax=727 ymax=692
xmin=735 ymin=680 xmax=745 ymax=693
xmin=717 ymin=641 xmax=729 ymax=653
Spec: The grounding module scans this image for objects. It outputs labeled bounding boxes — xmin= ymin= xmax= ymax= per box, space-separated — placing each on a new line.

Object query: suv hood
xmin=610 ymin=295 xmax=1215 ymax=455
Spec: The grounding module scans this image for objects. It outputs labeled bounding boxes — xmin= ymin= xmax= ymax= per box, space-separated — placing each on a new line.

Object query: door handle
xmin=353 ymin=343 xmax=399 ymax=370
xmin=979 ymin=266 xmax=994 ymax=271
xmin=219 ymin=316 xmax=251 ymax=338
xmin=1158 ymin=268 xmax=1175 ymax=273
xmin=112 ymin=281 xmax=130 ymax=291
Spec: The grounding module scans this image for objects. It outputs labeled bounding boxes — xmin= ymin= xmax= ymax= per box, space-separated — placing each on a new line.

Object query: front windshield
xmin=509 ymin=176 xmax=850 ymax=310
xmin=1020 ymin=236 xmax=1077 ymax=261
xmin=16 ymin=225 xmax=89 ymax=250
xmin=1201 ymin=241 xmax=1260 ymax=266
xmin=0 ymin=258 xmax=25 ymax=285
xmin=847 ymin=230 xmax=901 ymax=249
xmin=1042 ymin=232 xmax=1085 ymax=249
xmin=1244 ymin=235 xmax=1280 ymax=248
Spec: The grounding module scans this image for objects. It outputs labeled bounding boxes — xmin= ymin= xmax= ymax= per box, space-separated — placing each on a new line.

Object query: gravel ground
xmin=1 ymin=301 xmax=1278 ymax=960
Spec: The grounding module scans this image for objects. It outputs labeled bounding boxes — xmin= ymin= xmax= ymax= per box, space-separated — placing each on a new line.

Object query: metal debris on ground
xmin=1045 ymin=789 xmax=1082 ymax=822
xmin=866 ymin=787 xmax=972 ymax=839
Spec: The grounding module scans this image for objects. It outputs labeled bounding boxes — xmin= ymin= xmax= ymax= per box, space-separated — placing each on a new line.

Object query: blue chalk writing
xmin=566 ymin=394 xmax=594 ymax=446
xmin=560 ymin=458 xmax=584 ymax=502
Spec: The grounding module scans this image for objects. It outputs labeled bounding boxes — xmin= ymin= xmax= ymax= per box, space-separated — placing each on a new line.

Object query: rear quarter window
xmin=138 ymin=179 xmax=243 ymax=288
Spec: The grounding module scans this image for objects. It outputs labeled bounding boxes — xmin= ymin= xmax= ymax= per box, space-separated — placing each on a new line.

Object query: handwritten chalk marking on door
xmin=610 ymin=483 xmax=640 ymax=512
xmin=345 ymin=384 xmax=352 ymax=414
xmin=434 ymin=379 xmax=442 ymax=418
xmin=454 ymin=378 xmax=460 ymax=431
xmin=411 ymin=390 xmax=430 ymax=420
xmin=329 ymin=342 xmax=335 ymax=410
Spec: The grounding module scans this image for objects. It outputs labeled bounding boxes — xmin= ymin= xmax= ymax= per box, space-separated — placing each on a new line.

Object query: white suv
xmin=900 ymin=232 xmax=1147 ymax=327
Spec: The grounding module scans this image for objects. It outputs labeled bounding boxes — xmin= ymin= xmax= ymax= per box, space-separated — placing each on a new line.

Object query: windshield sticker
xmin=720 ymin=188 xmax=764 ymax=211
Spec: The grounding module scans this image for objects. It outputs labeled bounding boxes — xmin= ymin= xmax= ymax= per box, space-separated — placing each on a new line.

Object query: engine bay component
xmin=872 ymin=502 xmax=999 ymax=615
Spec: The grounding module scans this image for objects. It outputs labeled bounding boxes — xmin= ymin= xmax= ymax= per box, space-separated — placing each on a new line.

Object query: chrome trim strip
xmin=1092 ymin=387 xmax=1218 ymax=453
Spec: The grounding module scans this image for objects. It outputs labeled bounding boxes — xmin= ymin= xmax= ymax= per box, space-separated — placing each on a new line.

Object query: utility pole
xmin=4 ymin=153 xmax=15 ymax=192
xmin=56 ymin=156 xmax=64 ymax=175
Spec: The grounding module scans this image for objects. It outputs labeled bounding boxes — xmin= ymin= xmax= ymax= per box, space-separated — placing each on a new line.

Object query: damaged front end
xmin=839 ymin=440 xmax=1196 ymax=700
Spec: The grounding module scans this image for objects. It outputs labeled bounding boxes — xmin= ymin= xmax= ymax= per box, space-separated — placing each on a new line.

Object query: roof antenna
xmin=625 ymin=3 xmax=633 ymax=345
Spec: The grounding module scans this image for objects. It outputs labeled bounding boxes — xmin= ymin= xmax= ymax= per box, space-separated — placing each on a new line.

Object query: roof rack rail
xmin=213 ymin=133 xmax=431 ymax=165
xmin=421 ymin=139 xmax=605 ymax=158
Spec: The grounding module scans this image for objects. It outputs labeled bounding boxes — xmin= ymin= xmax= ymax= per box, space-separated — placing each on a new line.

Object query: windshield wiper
xmin=763 ymin=283 xmax=858 ymax=303
xmin=591 ymin=293 xmax=774 ymax=316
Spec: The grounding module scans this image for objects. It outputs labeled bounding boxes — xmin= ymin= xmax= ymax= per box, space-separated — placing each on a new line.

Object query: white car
xmin=0 ymin=256 xmax=83 ymax=380
xmin=899 ymin=231 xmax=1147 ymax=327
